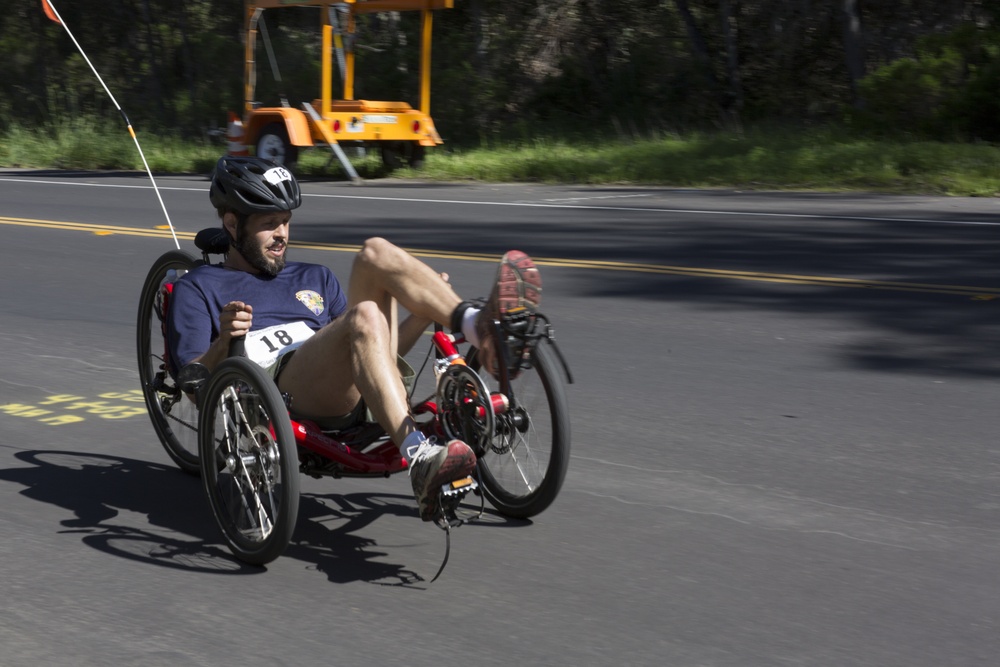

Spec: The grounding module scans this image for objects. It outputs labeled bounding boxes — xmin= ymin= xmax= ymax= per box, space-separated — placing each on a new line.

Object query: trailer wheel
xmin=380 ymin=141 xmax=403 ymax=171
xmin=256 ymin=123 xmax=299 ymax=171
xmin=408 ymin=143 xmax=426 ymax=169
xmin=380 ymin=141 xmax=425 ymax=171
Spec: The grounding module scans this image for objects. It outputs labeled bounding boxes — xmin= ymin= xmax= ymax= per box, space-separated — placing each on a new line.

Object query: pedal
xmin=429 ymin=476 xmax=483 ymax=581
xmin=440 ymin=476 xmax=478 ymax=498
xmin=434 ymin=476 xmax=479 ymax=528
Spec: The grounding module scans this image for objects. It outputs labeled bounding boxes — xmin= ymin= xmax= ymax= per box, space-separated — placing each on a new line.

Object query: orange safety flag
xmin=41 ymin=0 xmax=60 ymax=24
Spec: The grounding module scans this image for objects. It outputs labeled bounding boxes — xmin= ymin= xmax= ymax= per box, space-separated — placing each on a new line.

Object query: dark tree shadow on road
xmin=578 ymin=268 xmax=1000 ymax=379
xmin=284 ymin=199 xmax=1000 ymax=381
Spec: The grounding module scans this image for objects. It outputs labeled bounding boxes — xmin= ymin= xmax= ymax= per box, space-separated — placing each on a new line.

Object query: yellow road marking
xmin=3 ymin=215 xmax=998 ymax=299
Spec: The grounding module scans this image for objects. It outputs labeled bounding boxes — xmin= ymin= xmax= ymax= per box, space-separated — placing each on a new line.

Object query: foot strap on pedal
xmin=498 ymin=310 xmax=574 ymax=384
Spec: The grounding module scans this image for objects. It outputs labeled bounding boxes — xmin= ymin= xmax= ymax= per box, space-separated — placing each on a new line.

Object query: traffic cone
xmin=227 ymin=112 xmax=248 ymax=157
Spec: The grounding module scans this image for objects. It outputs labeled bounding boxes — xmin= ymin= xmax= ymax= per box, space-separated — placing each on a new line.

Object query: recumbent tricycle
xmin=136 ymin=229 xmax=572 ymax=568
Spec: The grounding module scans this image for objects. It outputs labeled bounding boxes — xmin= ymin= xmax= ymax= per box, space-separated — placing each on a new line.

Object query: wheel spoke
xmin=219 ymin=388 xmax=261 ymax=535
xmin=468 ymin=343 xmax=569 ymax=518
xmin=506 ymin=443 xmax=535 ymax=492
xmin=198 ymin=356 xmax=300 ymax=565
xmin=222 ymin=386 xmax=277 ymax=540
xmin=137 ymin=251 xmax=201 ymax=474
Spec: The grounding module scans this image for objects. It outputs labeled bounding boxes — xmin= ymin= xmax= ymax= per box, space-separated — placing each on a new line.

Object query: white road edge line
xmin=2 ymin=175 xmax=999 ymax=227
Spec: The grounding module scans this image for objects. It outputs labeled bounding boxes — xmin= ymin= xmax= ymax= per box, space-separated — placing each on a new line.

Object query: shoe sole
xmin=494 ymin=250 xmax=542 ymax=316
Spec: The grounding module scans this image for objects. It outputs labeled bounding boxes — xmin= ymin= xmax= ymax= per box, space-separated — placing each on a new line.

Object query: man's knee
xmin=344 ymin=300 xmax=390 ymax=342
xmin=355 ymin=237 xmax=401 ymax=272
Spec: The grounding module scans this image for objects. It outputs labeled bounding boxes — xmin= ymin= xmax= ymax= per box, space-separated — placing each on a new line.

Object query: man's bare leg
xmin=341 ymin=238 xmax=463 ymax=440
xmin=277 ymin=240 xmax=541 ymax=521
xmin=275 ymin=298 xmax=476 ymax=521
xmin=275 ymin=301 xmax=413 ymax=445
xmin=348 ymin=237 xmax=461 ymax=333
xmin=278 ymin=239 xmax=463 ymax=444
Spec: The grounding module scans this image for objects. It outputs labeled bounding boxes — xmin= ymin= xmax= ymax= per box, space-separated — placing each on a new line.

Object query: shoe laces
xmin=406 ymin=436 xmax=441 ymax=474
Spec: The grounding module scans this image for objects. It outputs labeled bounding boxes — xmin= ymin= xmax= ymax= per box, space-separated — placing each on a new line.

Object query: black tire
xmin=255 ymin=122 xmax=299 ymax=171
xmin=380 ymin=141 xmax=404 ymax=171
xmin=408 ymin=143 xmax=426 ymax=169
xmin=381 ymin=141 xmax=426 ymax=170
xmin=198 ymin=357 xmax=299 ymax=565
xmin=137 ymin=250 xmax=202 ymax=475
xmin=469 ymin=342 xmax=570 ymax=518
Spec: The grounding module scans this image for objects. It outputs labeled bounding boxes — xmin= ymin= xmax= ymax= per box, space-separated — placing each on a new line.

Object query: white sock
xmin=400 ymin=430 xmax=428 ymax=457
xmin=461 ymin=307 xmax=482 ymax=347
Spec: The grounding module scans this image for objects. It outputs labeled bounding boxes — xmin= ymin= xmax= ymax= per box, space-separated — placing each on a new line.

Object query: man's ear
xmin=222 ymin=211 xmax=238 ymax=242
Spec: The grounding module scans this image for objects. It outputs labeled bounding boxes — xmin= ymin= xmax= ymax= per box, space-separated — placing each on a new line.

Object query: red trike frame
xmin=290 ymin=330 xmax=480 ymax=477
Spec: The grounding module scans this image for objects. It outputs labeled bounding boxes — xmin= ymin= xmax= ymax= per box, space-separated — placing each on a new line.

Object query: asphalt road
xmin=1 ymin=170 xmax=999 ymax=666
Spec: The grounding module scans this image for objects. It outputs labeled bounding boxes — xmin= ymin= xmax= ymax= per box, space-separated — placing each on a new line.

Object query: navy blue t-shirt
xmin=167 ymin=261 xmax=347 ymax=372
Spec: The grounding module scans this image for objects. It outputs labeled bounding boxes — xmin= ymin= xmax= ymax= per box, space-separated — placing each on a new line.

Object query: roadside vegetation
xmin=5 ymin=3 xmax=1000 ymax=196
xmin=2 ymin=119 xmax=999 ymax=197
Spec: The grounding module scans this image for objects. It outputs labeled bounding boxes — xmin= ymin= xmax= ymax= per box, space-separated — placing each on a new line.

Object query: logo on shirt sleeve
xmin=295 ymin=290 xmax=325 ymax=316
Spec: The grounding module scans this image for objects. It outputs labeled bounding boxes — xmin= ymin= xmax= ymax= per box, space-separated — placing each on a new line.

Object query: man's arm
xmin=169 ymin=275 xmax=255 ymax=374
xmin=189 ymin=301 xmax=254 ymax=372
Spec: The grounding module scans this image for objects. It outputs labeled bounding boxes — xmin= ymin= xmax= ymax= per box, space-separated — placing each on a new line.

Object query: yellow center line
xmin=3 ymin=215 xmax=998 ymax=299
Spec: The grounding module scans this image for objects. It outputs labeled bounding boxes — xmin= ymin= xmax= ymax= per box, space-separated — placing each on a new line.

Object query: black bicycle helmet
xmin=209 ymin=155 xmax=302 ymax=215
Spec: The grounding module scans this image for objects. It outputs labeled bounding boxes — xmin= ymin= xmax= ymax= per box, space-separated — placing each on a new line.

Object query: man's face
xmin=231 ymin=211 xmax=291 ymax=277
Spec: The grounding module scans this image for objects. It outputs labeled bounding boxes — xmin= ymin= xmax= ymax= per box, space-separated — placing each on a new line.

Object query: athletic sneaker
xmin=407 ymin=437 xmax=477 ymax=521
xmin=476 ymin=250 xmax=542 ymax=376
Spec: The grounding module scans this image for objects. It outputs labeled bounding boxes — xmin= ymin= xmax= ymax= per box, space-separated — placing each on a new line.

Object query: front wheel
xmin=198 ymin=357 xmax=299 ymax=565
xmin=136 ymin=250 xmax=202 ymax=475
xmin=469 ymin=342 xmax=570 ymax=518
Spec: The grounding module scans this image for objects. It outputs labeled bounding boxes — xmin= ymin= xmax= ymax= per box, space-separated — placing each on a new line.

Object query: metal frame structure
xmin=241 ymin=0 xmax=454 ymax=175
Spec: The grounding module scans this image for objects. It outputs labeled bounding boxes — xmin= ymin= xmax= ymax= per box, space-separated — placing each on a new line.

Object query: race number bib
xmin=244 ymin=321 xmax=315 ymax=369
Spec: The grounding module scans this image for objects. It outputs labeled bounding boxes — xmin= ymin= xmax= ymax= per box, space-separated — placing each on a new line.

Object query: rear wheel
xmin=469 ymin=343 xmax=570 ymax=518
xmin=136 ymin=250 xmax=201 ymax=475
xmin=199 ymin=357 xmax=299 ymax=565
xmin=255 ymin=123 xmax=298 ymax=171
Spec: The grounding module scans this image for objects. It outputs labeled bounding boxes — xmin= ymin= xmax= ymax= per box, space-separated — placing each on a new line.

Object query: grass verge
xmin=2 ymin=120 xmax=999 ymax=196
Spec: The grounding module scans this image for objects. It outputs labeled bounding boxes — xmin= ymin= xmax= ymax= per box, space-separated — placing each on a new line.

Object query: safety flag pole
xmin=41 ymin=0 xmax=180 ymax=249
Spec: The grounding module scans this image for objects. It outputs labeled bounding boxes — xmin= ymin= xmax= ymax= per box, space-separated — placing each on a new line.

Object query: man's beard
xmin=233 ymin=227 xmax=286 ymax=277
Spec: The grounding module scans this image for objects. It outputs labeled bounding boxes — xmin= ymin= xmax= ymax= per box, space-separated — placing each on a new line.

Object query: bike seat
xmin=195 ymin=227 xmax=230 ymax=256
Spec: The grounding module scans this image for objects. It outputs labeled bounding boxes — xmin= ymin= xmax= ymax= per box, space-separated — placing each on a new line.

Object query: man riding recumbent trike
xmin=136 ymin=156 xmax=572 ymax=570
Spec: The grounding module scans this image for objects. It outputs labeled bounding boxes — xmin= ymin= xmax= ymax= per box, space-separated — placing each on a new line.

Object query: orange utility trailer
xmin=239 ymin=0 xmax=454 ymax=175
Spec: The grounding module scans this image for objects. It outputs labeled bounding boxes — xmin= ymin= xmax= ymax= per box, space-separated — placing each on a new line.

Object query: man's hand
xmin=220 ymin=301 xmax=253 ymax=342
xmin=187 ymin=301 xmax=253 ymax=372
